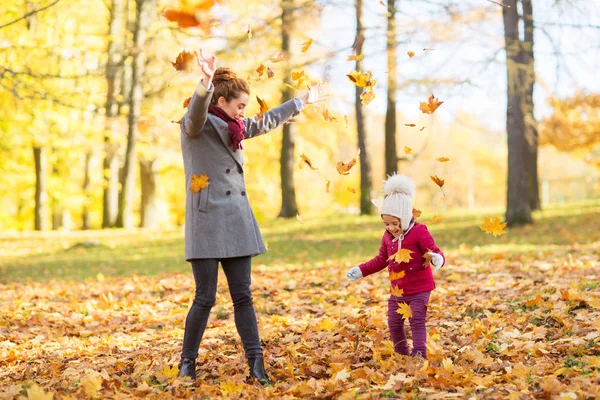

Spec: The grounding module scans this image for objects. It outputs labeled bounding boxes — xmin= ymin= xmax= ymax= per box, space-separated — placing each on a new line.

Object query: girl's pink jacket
xmin=359 ymin=223 xmax=445 ymax=296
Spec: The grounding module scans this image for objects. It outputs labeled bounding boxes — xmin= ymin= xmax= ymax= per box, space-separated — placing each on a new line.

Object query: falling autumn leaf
xmin=256 ymin=64 xmax=266 ymax=77
xmin=405 ymin=124 xmax=416 ymax=127
xmin=269 ymin=51 xmax=290 ymax=63
xmin=183 ymin=97 xmax=191 ymax=108
xmin=404 ymin=146 xmax=413 ymax=155
xmin=256 ymin=96 xmax=269 ymax=120
xmin=291 ymin=70 xmax=305 ymax=81
xmin=388 ymin=249 xmax=413 ymax=264
xmin=322 ymin=109 xmax=337 ymax=122
xmin=347 ymin=187 xmax=356 ymax=193
xmin=480 ymin=217 xmax=507 ymax=237
xmin=267 ymin=67 xmax=275 ymax=78
xmin=420 ymin=126 xmax=426 ymax=131
xmin=390 ymin=286 xmax=404 ymax=297
xmin=412 ymin=209 xmax=422 ymax=219
xmin=189 ymin=173 xmax=209 ymax=193
xmin=299 ymin=154 xmax=318 ymax=170
xmin=171 ymin=50 xmax=196 ymax=72
xmin=301 ymin=38 xmax=313 ymax=53
xmin=347 ymin=54 xmax=364 ymax=61
xmin=172 ymin=118 xmax=183 ymax=124
xmin=336 ymin=149 xmax=360 ymax=175
xmin=428 ymin=215 xmax=442 ymax=224
xmin=247 ymin=26 xmax=252 ymax=40
xmin=360 ymin=90 xmax=376 ymax=106
xmin=389 ymin=270 xmax=406 ymax=281
xmin=419 ymin=94 xmax=444 ymax=114
xmin=396 ymin=302 xmax=413 ymax=319
xmin=407 ymin=51 xmax=415 ymax=58
xmin=379 ymin=0 xmax=385 ymax=5
xmin=162 ymin=8 xmax=214 ymax=31
xmin=325 ymin=180 xmax=331 ymax=193
xmin=436 ymin=157 xmax=450 ymax=162
xmin=430 ymin=175 xmax=445 ymax=196
xmin=285 ymin=80 xmax=305 ymax=90
xmin=347 ymin=70 xmax=376 ymax=89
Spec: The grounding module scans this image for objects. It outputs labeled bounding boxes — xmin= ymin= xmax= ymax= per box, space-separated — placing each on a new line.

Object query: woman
xmin=178 ymin=49 xmax=324 ymax=385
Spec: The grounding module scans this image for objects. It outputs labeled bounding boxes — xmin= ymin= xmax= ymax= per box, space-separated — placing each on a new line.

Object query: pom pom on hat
xmin=380 ymin=174 xmax=415 ymax=230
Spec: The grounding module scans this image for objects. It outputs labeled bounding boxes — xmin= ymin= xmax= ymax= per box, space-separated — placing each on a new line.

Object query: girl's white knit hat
xmin=380 ymin=174 xmax=415 ymax=230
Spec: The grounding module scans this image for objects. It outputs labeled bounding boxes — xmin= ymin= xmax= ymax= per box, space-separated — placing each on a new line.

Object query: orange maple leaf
xmin=291 ymin=70 xmax=305 ymax=81
xmin=256 ymin=64 xmax=266 ymax=77
xmin=404 ymin=146 xmax=413 ymax=155
xmin=412 ymin=208 xmax=422 ymax=218
xmin=299 ymin=154 xmax=318 ymax=170
xmin=389 ymin=270 xmax=406 ymax=281
xmin=336 ymin=149 xmax=360 ymax=175
xmin=388 ymin=249 xmax=413 ymax=264
xmin=396 ymin=302 xmax=413 ymax=319
xmin=189 ymin=173 xmax=209 ymax=193
xmin=301 ymin=38 xmax=313 ymax=53
xmin=171 ymin=50 xmax=196 ymax=72
xmin=430 ymin=175 xmax=445 ymax=196
xmin=422 ymin=250 xmax=433 ymax=267
xmin=163 ymin=9 xmax=214 ymax=31
xmin=436 ymin=157 xmax=450 ymax=162
xmin=347 ymin=54 xmax=364 ymax=61
xmin=407 ymin=51 xmax=415 ymax=58
xmin=183 ymin=97 xmax=191 ymax=108
xmin=419 ymin=94 xmax=444 ymax=114
xmin=256 ymin=96 xmax=269 ymax=120
xmin=480 ymin=217 xmax=507 ymax=237
xmin=390 ymin=286 xmax=404 ymax=297
xmin=269 ymin=52 xmax=290 ymax=63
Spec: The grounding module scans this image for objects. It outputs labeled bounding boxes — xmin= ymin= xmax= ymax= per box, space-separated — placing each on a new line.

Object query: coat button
xmin=226 ymin=190 xmax=231 ymax=195
xmin=226 ymin=168 xmax=230 ymax=173
xmin=241 ymin=191 xmax=246 ymax=196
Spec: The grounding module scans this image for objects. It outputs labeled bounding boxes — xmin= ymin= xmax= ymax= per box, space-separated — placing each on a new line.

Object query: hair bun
xmin=383 ymin=174 xmax=415 ymax=199
xmin=213 ymin=67 xmax=237 ymax=84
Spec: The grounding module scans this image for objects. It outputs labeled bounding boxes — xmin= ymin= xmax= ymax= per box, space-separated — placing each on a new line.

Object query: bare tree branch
xmin=0 ymin=0 xmax=61 ymax=30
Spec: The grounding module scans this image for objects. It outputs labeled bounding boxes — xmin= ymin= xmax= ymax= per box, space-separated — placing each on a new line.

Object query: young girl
xmin=178 ymin=49 xmax=324 ymax=384
xmin=346 ymin=174 xmax=445 ymax=359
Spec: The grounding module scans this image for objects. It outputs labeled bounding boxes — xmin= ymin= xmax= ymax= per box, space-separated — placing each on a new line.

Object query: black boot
xmin=247 ymin=356 xmax=273 ymax=386
xmin=178 ymin=358 xmax=196 ymax=380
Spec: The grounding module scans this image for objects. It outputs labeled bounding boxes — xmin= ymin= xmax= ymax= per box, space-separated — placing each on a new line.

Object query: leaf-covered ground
xmin=1 ymin=202 xmax=599 ymax=399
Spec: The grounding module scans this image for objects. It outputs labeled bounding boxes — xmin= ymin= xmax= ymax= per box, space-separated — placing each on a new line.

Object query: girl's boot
xmin=247 ymin=356 xmax=273 ymax=386
xmin=178 ymin=358 xmax=196 ymax=380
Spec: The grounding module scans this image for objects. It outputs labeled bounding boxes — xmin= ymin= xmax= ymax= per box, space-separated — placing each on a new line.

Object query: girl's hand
xmin=300 ymin=85 xmax=328 ymax=105
xmin=197 ymin=48 xmax=216 ymax=88
xmin=427 ymin=252 xmax=444 ymax=271
xmin=346 ymin=266 xmax=363 ymax=282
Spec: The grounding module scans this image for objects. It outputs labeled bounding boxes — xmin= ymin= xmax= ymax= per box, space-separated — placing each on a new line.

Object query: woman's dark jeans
xmin=181 ymin=256 xmax=262 ymax=359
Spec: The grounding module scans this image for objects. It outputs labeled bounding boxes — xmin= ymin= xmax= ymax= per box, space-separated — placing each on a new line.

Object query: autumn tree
xmin=384 ymin=0 xmax=398 ymax=178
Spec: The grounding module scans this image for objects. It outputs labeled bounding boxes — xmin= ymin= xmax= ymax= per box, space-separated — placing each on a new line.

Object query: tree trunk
xmin=33 ymin=146 xmax=48 ymax=231
xmin=354 ymin=0 xmax=373 ymax=215
xmin=522 ymin=0 xmax=540 ymax=211
xmin=82 ymin=151 xmax=92 ymax=230
xmin=503 ymin=0 xmax=532 ymax=226
xmin=116 ymin=0 xmax=156 ymax=228
xmin=384 ymin=0 xmax=398 ymax=177
xmin=139 ymin=158 xmax=158 ymax=228
xmin=278 ymin=0 xmax=298 ymax=218
xmin=102 ymin=0 xmax=123 ymax=228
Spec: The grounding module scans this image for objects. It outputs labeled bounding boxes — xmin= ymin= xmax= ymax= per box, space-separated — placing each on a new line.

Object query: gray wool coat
xmin=180 ymin=82 xmax=302 ymax=260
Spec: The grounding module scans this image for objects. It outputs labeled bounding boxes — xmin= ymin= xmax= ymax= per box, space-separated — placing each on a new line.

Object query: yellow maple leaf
xmin=480 ymin=217 xmax=507 ymax=237
xmin=422 ymin=251 xmax=433 ymax=267
xmin=291 ymin=70 xmax=305 ymax=81
xmin=388 ymin=249 xmax=413 ymax=264
xmin=347 ymin=54 xmax=364 ymax=61
xmin=256 ymin=96 xmax=269 ymax=119
xmin=255 ymin=63 xmax=266 ymax=77
xmin=388 ymin=270 xmax=406 ymax=281
xmin=162 ymin=364 xmax=179 ymax=379
xmin=27 ymin=385 xmax=54 ymax=400
xmin=419 ymin=94 xmax=444 ymax=114
xmin=269 ymin=51 xmax=290 ymax=63
xmin=81 ymin=373 xmax=103 ymax=397
xmin=360 ymin=89 xmax=376 ymax=105
xmin=336 ymin=149 xmax=360 ymax=175
xmin=396 ymin=302 xmax=413 ymax=319
xmin=390 ymin=286 xmax=404 ymax=297
xmin=347 ymin=70 xmax=376 ymax=89
xmin=189 ymin=173 xmax=209 ymax=193
xmin=322 ymin=109 xmax=337 ymax=122
xmin=436 ymin=157 xmax=450 ymax=162
xmin=407 ymin=51 xmax=415 ymax=58
xmin=301 ymin=38 xmax=313 ymax=52
xmin=334 ymin=368 xmax=351 ymax=381
xmin=404 ymin=146 xmax=413 ymax=154
xmin=285 ymin=80 xmax=305 ymax=90
xmin=299 ymin=154 xmax=318 ymax=170
xmin=220 ymin=380 xmax=244 ymax=394
xmin=412 ymin=208 xmax=422 ymax=218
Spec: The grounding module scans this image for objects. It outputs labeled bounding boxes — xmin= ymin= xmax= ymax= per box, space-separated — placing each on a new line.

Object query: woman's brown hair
xmin=211 ymin=67 xmax=250 ymax=105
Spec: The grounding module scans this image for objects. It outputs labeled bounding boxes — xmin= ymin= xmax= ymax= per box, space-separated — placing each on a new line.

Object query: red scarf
xmin=208 ymin=105 xmax=245 ymax=151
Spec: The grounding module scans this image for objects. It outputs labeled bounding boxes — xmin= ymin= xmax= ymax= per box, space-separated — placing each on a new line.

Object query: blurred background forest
xmin=1 ymin=0 xmax=599 ymax=232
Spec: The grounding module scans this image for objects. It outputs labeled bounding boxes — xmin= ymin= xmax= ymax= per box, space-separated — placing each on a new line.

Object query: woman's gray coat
xmin=180 ymin=82 xmax=302 ymax=260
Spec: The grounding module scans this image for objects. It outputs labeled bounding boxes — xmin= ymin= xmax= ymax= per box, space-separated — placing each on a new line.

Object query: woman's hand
xmin=197 ymin=48 xmax=216 ymax=89
xmin=299 ymin=85 xmax=328 ymax=105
